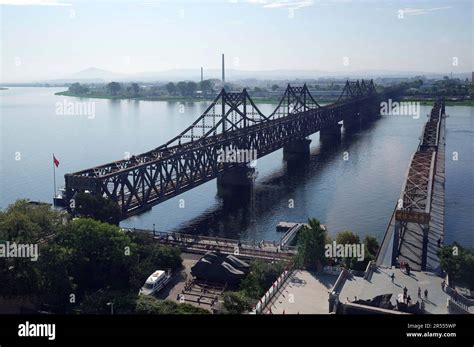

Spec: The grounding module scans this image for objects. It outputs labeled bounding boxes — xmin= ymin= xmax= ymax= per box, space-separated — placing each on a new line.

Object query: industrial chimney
xmin=221 ymin=54 xmax=225 ymax=83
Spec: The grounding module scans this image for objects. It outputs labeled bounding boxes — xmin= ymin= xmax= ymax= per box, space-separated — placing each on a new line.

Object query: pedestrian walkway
xmin=264 ymin=270 xmax=337 ymax=314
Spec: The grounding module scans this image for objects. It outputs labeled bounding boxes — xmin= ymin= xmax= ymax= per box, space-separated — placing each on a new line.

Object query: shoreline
xmin=54 ymin=90 xmax=336 ymax=105
xmin=55 ymin=91 xmax=474 ymax=106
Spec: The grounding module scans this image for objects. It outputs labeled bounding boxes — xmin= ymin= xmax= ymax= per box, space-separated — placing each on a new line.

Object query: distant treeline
xmin=58 ymin=80 xmax=350 ymax=101
xmin=62 ymin=80 xmax=219 ymax=99
xmin=404 ymin=77 xmax=473 ymax=99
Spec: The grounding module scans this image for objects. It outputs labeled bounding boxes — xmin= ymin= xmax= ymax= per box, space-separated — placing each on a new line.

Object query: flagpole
xmin=53 ymin=153 xmax=57 ymax=200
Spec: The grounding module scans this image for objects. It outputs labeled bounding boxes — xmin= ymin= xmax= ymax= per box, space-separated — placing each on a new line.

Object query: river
xmin=0 ymin=87 xmax=472 ymax=246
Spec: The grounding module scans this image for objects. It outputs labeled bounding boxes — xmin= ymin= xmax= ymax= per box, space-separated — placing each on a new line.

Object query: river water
xmin=0 ymin=87 xmax=472 ymax=246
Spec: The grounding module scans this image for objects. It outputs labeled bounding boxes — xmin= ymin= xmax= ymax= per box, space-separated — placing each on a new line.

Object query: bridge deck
xmin=278 ymin=222 xmax=307 ymax=247
xmin=376 ymin=100 xmax=446 ymax=272
xmin=398 ymin=113 xmax=445 ymax=272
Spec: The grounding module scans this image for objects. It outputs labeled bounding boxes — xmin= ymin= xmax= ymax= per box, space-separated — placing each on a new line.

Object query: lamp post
xmin=106 ymin=302 xmax=114 ymax=315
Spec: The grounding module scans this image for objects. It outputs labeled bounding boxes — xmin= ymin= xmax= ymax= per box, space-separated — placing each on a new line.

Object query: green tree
xmin=296 ymin=218 xmax=329 ymax=270
xmin=222 ymin=292 xmax=254 ymax=314
xmin=57 ymin=218 xmax=136 ymax=293
xmin=69 ymin=82 xmax=88 ymax=94
xmin=271 ymin=84 xmax=279 ymax=91
xmin=335 ymin=230 xmax=366 ymax=270
xmin=73 ymin=192 xmax=122 ymax=225
xmin=185 ymin=82 xmax=197 ymax=97
xmin=0 ymin=200 xmax=185 ymax=313
xmin=0 ymin=200 xmax=62 ymax=242
xmin=106 ymin=81 xmax=122 ymax=95
xmin=0 ymin=201 xmax=64 ymax=298
xmin=239 ymin=260 xmax=284 ymax=299
xmin=36 ymin=244 xmax=76 ymax=311
xmin=335 ymin=230 xmax=360 ymax=245
xmin=130 ymin=83 xmax=140 ymax=96
xmin=128 ymin=235 xmax=182 ymax=290
xmin=438 ymin=244 xmax=474 ymax=288
xmin=135 ymin=295 xmax=209 ymax=314
xmin=80 ymin=289 xmax=137 ymax=314
xmin=199 ymin=80 xmax=213 ymax=94
xmin=176 ymin=81 xmax=187 ymax=96
xmin=364 ymin=235 xmax=379 ymax=258
xmin=166 ymin=82 xmax=176 ymax=95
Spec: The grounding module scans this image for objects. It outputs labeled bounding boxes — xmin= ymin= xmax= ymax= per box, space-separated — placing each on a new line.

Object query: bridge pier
xmin=320 ymin=123 xmax=342 ymax=143
xmin=217 ymin=166 xmax=255 ymax=198
xmin=359 ymin=103 xmax=379 ymax=123
xmin=283 ymin=138 xmax=312 ymax=161
xmin=343 ymin=114 xmax=360 ymax=131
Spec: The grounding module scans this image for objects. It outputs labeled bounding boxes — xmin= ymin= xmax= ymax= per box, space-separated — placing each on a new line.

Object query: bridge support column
xmin=217 ymin=166 xmax=255 ymax=198
xmin=320 ymin=123 xmax=342 ymax=143
xmin=343 ymin=114 xmax=360 ymax=131
xmin=359 ymin=103 xmax=379 ymax=123
xmin=283 ymin=138 xmax=312 ymax=161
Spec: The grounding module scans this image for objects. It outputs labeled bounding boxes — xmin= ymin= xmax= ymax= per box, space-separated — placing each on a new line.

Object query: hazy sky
xmin=1 ymin=0 xmax=472 ymax=82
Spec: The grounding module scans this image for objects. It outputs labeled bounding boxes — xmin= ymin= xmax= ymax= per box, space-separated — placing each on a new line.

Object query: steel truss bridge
xmin=376 ymin=99 xmax=446 ymax=272
xmin=65 ymin=80 xmax=403 ymax=220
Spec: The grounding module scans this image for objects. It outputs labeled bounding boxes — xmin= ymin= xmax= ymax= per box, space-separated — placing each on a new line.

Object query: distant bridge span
xmin=65 ymin=80 xmax=404 ymax=220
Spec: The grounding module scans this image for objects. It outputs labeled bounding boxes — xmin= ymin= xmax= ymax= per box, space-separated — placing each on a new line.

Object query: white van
xmin=139 ymin=270 xmax=171 ymax=296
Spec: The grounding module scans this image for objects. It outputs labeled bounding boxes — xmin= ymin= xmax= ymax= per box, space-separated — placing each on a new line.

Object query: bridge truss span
xmin=376 ymin=99 xmax=446 ymax=272
xmin=65 ymin=79 xmax=403 ymax=219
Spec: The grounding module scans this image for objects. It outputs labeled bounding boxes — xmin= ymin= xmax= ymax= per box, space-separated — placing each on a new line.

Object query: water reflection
xmin=171 ymin=119 xmax=378 ymax=241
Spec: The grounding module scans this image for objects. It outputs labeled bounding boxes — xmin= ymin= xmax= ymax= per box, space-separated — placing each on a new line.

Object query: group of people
xmin=392 ymin=257 xmax=413 ymax=276
xmin=399 ymin=286 xmax=429 ymax=311
xmin=406 ymin=286 xmax=429 ymax=301
xmin=399 ymin=261 xmax=411 ymax=275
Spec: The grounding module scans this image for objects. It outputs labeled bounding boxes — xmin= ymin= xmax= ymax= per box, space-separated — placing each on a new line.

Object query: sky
xmin=0 ymin=0 xmax=472 ymax=82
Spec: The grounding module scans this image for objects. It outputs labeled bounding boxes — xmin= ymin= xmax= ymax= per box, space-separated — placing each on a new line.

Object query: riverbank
xmin=54 ymin=90 xmax=336 ymax=105
xmin=55 ymin=90 xmax=212 ymax=102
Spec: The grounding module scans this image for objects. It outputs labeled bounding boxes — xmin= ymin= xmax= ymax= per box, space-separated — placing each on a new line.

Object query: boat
xmin=139 ymin=270 xmax=171 ymax=296
xmin=53 ymin=188 xmax=68 ymax=208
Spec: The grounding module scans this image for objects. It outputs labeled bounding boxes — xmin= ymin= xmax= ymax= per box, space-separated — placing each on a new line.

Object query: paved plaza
xmin=339 ymin=267 xmax=450 ymax=314
xmin=265 ymin=270 xmax=337 ymax=314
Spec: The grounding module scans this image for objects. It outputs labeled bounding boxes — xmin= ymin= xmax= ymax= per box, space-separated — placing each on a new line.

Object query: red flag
xmin=53 ymin=154 xmax=60 ymax=168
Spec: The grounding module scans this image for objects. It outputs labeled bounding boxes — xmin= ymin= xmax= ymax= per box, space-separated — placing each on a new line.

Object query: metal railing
xmin=253 ymin=269 xmax=294 ymax=314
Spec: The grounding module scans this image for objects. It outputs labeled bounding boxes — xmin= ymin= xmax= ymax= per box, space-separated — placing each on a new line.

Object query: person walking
xmin=390 ymin=273 xmax=395 ymax=282
xmin=424 ymin=289 xmax=428 ymax=299
xmin=418 ymin=287 xmax=421 ymax=298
